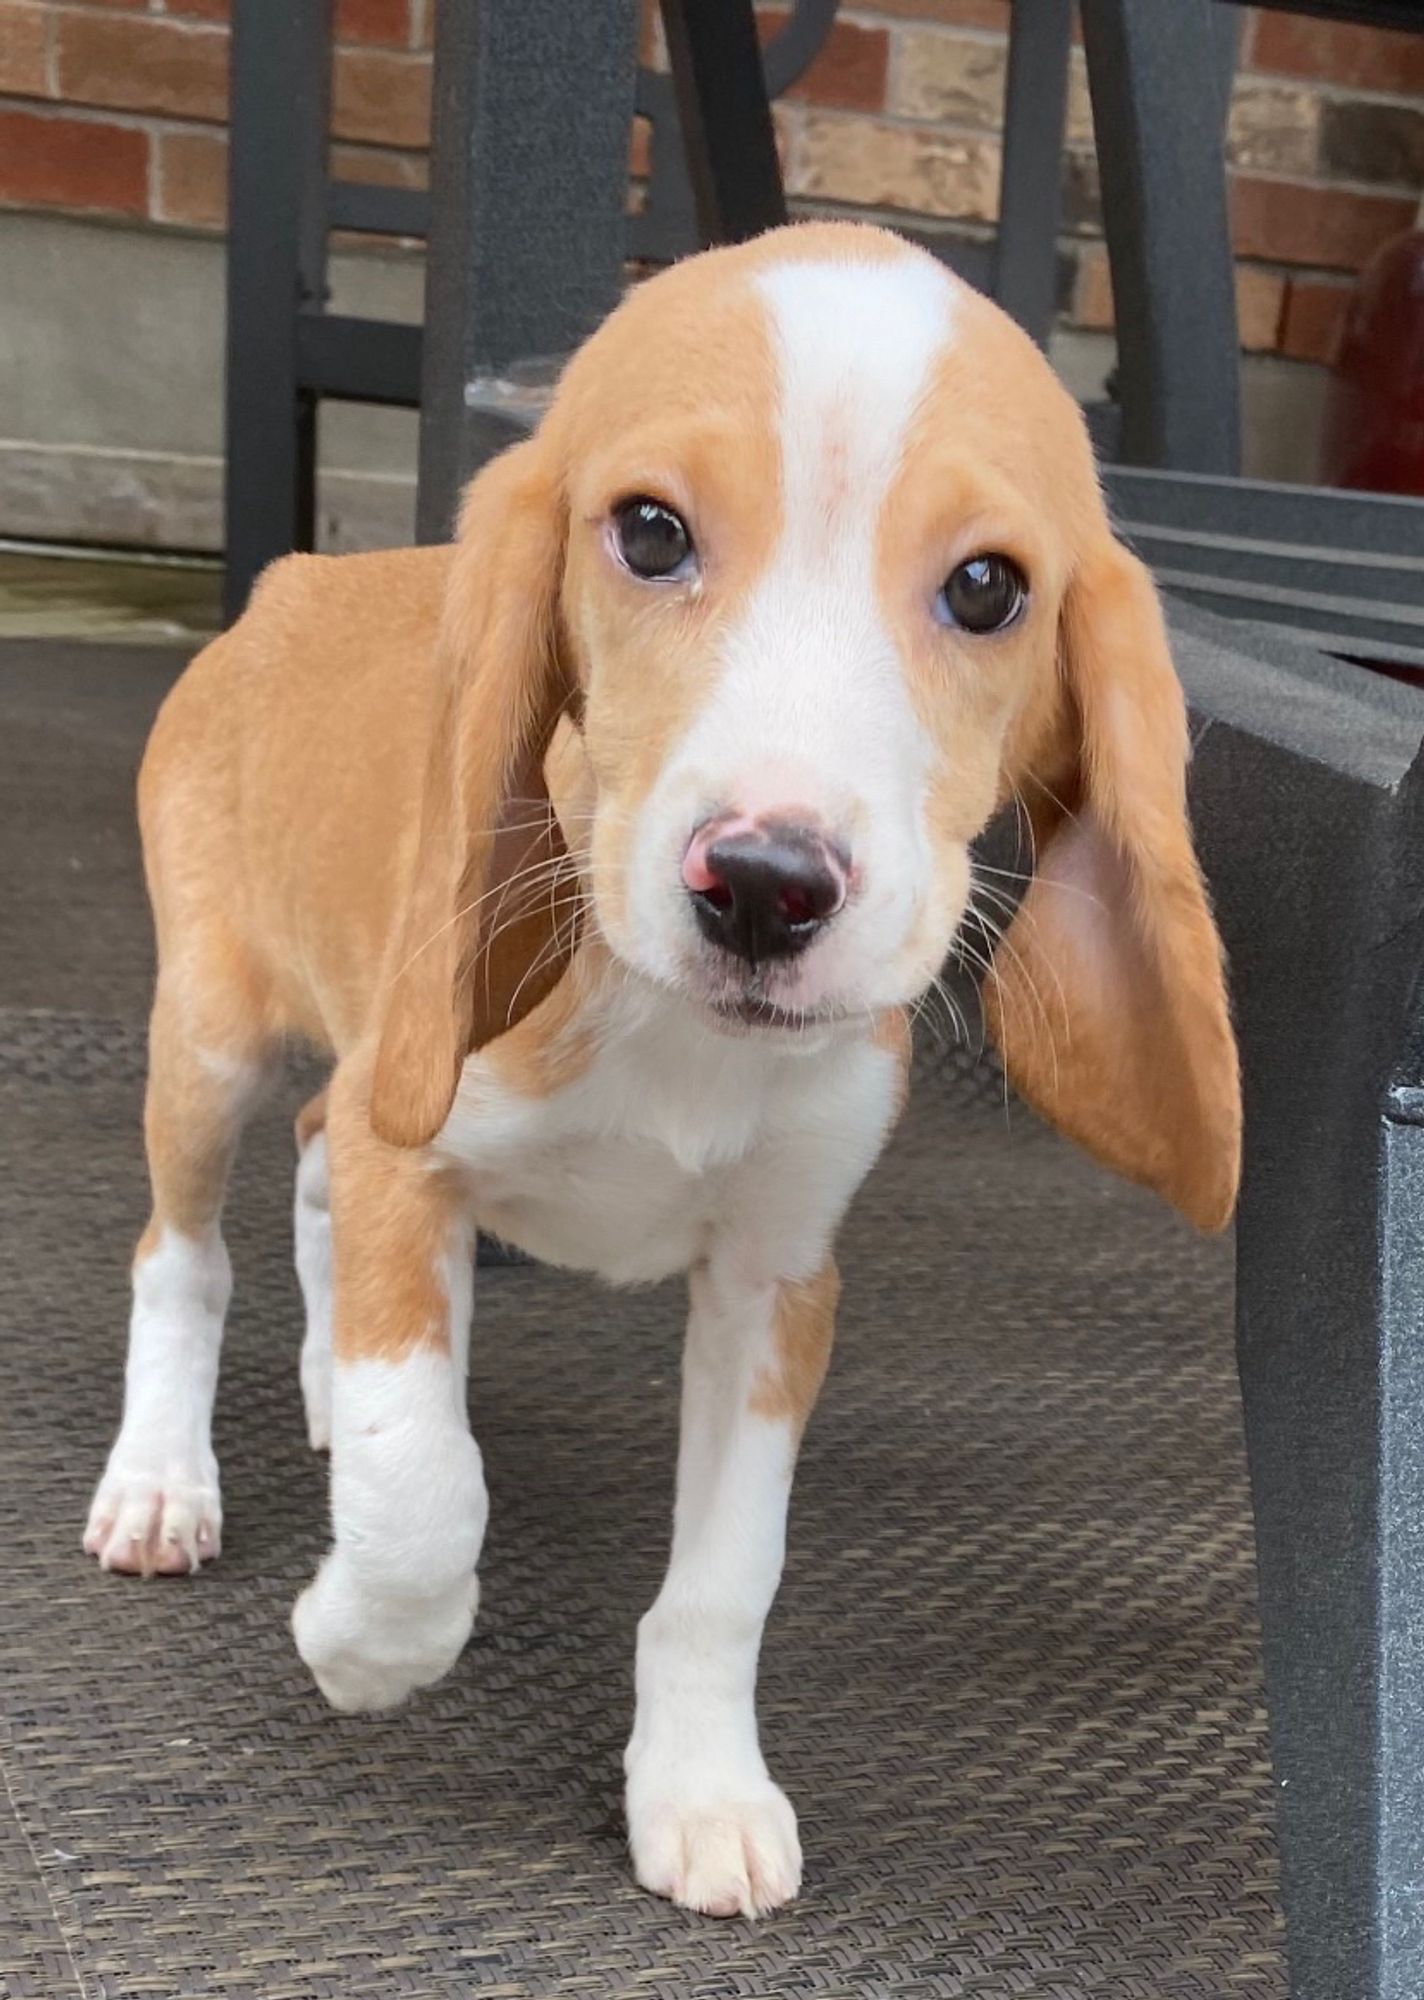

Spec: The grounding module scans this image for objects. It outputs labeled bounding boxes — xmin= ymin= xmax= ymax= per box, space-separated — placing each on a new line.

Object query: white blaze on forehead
xmin=755 ymin=251 xmax=958 ymax=565
xmin=676 ymin=248 xmax=958 ymax=822
xmin=620 ymin=247 xmax=965 ymax=1003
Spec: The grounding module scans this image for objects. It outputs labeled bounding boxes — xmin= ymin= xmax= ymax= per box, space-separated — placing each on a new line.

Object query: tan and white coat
xmin=85 ymin=223 xmax=1239 ymax=1920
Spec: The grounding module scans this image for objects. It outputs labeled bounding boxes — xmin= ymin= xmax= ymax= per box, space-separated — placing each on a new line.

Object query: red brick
xmin=0 ymin=1 xmax=48 ymax=95
xmin=330 ymin=140 xmax=428 ymax=191
xmin=1073 ymin=245 xmax=1285 ymax=352
xmin=1279 ymin=276 xmax=1353 ymax=366
xmin=166 ymin=0 xmax=412 ymax=32
xmin=332 ymin=45 xmax=430 ymax=147
xmin=0 ymin=104 xmax=148 ymax=214
xmin=638 ymin=0 xmax=664 ymax=68
xmin=154 ymin=126 xmax=226 ymax=227
xmin=757 ymin=9 xmax=888 ymax=111
xmin=1250 ymin=13 xmax=1424 ymax=97
xmin=1236 ymin=263 xmax=1287 ymax=351
xmin=337 ymin=0 xmax=412 ymax=47
xmin=1231 ymin=174 xmax=1417 ymax=273
xmin=1073 ymin=246 xmax=1113 ymax=329
xmin=864 ymin=0 xmax=1008 ymax=27
xmin=55 ymin=12 xmax=228 ymax=122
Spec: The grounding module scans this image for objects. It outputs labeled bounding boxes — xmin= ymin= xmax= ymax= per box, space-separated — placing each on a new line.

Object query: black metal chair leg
xmin=994 ymin=0 xmax=1072 ymax=347
xmin=1184 ymin=624 xmax=1424 ymax=2000
xmin=223 ymin=0 xmax=331 ymax=623
xmin=416 ymin=0 xmax=640 ymax=543
xmin=1079 ymin=0 xmax=1240 ymax=475
xmin=659 ymin=0 xmax=787 ymax=248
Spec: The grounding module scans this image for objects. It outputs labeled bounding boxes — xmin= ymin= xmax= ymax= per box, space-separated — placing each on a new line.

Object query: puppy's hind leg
xmin=85 ymin=945 xmax=273 ymax=1575
xmin=293 ymin=1090 xmax=333 ymax=1451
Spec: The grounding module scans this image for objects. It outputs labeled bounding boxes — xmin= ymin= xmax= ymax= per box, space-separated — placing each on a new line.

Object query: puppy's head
xmin=372 ymin=222 xmax=1239 ymax=1230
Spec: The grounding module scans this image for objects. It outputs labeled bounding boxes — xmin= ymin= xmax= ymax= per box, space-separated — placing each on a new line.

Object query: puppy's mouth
xmin=691 ymin=958 xmax=844 ymax=1035
xmin=706 ymin=994 xmax=832 ymax=1033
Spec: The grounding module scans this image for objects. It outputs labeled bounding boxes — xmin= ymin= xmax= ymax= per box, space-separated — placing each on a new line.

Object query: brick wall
xmin=2 ymin=0 xmax=1423 ymax=366
xmin=0 ymin=0 xmax=434 ymax=230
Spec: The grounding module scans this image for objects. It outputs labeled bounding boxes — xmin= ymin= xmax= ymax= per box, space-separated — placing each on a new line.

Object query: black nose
xmin=690 ymin=825 xmax=846 ymax=966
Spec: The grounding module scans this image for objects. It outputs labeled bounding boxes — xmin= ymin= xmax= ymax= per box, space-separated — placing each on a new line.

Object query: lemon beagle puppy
xmin=85 ymin=222 xmax=1239 ymax=1919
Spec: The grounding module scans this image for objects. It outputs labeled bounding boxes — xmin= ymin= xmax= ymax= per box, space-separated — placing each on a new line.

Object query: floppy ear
xmin=983 ymin=537 xmax=1240 ymax=1230
xmin=369 ymin=439 xmax=577 ymax=1149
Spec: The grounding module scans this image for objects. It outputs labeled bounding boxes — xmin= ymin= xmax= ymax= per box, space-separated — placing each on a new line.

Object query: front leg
xmin=626 ymin=1255 xmax=838 ymax=1918
xmin=291 ymin=1061 xmax=485 ymax=1713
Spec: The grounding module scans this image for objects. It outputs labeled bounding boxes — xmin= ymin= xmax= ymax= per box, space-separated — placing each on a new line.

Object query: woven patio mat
xmin=0 ymin=642 xmax=1284 ymax=1998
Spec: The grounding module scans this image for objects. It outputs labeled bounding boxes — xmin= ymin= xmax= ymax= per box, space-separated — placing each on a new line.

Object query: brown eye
xmin=936 ymin=554 xmax=1027 ymax=634
xmin=612 ymin=498 xmax=695 ymax=580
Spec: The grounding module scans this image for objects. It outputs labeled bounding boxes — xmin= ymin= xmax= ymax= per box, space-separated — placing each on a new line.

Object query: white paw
xmin=292 ymin=1549 xmax=478 ymax=1713
xmin=626 ymin=1761 xmax=802 ymax=1918
xmin=84 ymin=1453 xmax=222 ymax=1576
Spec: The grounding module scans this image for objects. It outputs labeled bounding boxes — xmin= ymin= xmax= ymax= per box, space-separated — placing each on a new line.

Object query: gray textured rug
xmin=0 ymin=642 xmax=1284 ymax=1997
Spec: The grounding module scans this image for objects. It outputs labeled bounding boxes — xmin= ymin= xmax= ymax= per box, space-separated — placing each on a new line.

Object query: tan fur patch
xmin=325 ymin=1055 xmax=468 ymax=1364
xmin=749 ymin=1262 xmax=840 ymax=1434
xmin=872 ymin=1006 xmax=913 ymax=1122
xmin=481 ymin=933 xmax=604 ymax=1099
xmin=133 ymin=933 xmax=276 ymax=1257
xmin=294 ymin=1089 xmax=328 ymax=1153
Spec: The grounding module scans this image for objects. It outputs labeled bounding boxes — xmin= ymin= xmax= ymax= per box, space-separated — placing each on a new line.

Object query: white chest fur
xmin=437 ymin=984 xmax=903 ymax=1285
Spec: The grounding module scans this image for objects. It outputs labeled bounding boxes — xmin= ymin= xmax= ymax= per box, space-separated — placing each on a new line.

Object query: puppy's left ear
xmin=984 ymin=537 xmax=1241 ymax=1230
xmin=369 ymin=438 xmax=577 ymax=1150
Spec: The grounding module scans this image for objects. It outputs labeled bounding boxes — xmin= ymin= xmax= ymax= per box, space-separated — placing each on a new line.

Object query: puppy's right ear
xmin=369 ymin=439 xmax=576 ymax=1149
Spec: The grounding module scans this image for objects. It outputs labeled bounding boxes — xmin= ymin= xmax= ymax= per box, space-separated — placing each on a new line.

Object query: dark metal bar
xmin=416 ymin=0 xmax=640 ymax=544
xmin=1129 ymin=530 xmax=1424 ymax=610
xmin=1211 ymin=1 xmax=1242 ymax=124
xmin=326 ymin=181 xmax=432 ymax=239
xmin=223 ymin=0 xmax=331 ymax=622
xmin=760 ymin=0 xmax=840 ymax=97
xmin=633 ymin=0 xmax=834 ymax=269
xmin=629 ymin=68 xmax=701 ymax=268
xmin=1220 ymin=0 xmax=1424 ymax=28
xmin=296 ymin=314 xmax=423 ymax=407
xmin=660 ymin=0 xmax=787 ymax=246
xmin=1079 ymin=0 xmax=1241 ymax=473
xmin=1160 ymin=571 xmax=1424 ymax=656
xmin=993 ymin=0 xmax=1072 ymax=344
xmin=1177 ymin=606 xmax=1424 ymax=2000
xmin=1106 ymin=467 xmax=1424 ymax=560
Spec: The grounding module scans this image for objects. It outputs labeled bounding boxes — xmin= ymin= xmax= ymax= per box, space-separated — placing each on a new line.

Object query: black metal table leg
xmin=415 ymin=0 xmax=640 ymax=544
xmin=1180 ymin=611 xmax=1424 ymax=2000
xmin=659 ymin=0 xmax=787 ymax=248
xmin=1079 ymin=0 xmax=1241 ymax=475
xmin=223 ymin=0 xmax=331 ymax=623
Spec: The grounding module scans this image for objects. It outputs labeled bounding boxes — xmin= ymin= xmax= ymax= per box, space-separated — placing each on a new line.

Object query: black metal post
xmin=416 ymin=0 xmax=640 ymax=545
xmin=223 ymin=0 xmax=331 ymax=622
xmin=659 ymin=0 xmax=787 ymax=248
xmin=993 ymin=0 xmax=1072 ymax=345
xmin=1079 ymin=0 xmax=1241 ymax=474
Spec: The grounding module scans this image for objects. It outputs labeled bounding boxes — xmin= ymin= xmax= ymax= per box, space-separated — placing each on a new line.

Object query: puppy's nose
xmin=683 ymin=817 xmax=847 ymax=964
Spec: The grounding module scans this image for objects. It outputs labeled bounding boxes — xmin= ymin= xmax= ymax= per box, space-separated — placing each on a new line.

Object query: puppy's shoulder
xmin=242 ymin=543 xmax=455 ymax=658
